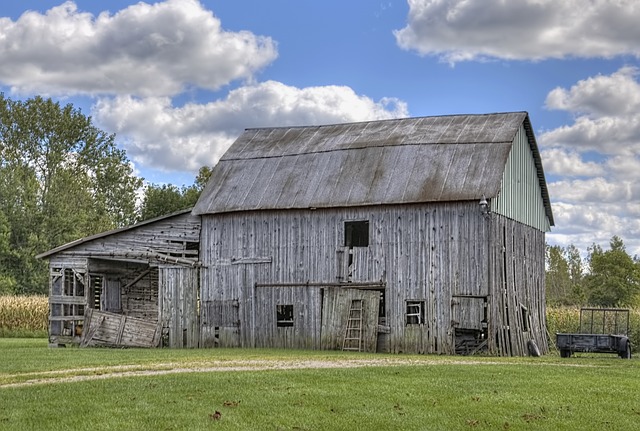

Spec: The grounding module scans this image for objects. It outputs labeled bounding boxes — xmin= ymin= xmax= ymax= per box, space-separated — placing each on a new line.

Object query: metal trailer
xmin=556 ymin=308 xmax=632 ymax=359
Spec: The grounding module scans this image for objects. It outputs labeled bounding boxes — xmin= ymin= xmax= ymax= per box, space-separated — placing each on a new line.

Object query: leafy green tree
xmin=0 ymin=210 xmax=17 ymax=294
xmin=546 ymin=245 xmax=572 ymax=305
xmin=194 ymin=166 xmax=213 ymax=191
xmin=545 ymin=243 xmax=586 ymax=305
xmin=138 ymin=166 xmax=212 ymax=221
xmin=0 ymin=94 xmax=142 ymax=294
xmin=566 ymin=244 xmax=584 ymax=301
xmin=584 ymin=236 xmax=640 ymax=306
xmin=138 ymin=183 xmax=191 ymax=221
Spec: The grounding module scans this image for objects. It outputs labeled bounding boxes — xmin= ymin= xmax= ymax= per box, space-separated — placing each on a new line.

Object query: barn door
xmin=320 ymin=288 xmax=380 ymax=352
xmin=159 ymin=267 xmax=200 ymax=348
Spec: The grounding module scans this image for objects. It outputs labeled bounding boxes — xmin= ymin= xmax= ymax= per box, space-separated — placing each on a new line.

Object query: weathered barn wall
xmin=200 ymin=200 xmax=547 ymax=356
xmin=199 ymin=201 xmax=544 ymax=354
xmin=488 ymin=215 xmax=548 ymax=356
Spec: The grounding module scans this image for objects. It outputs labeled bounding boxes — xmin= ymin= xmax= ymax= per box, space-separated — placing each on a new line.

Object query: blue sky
xmin=1 ymin=0 xmax=640 ymax=257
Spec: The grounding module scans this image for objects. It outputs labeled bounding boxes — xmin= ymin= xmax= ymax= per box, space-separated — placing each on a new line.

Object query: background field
xmin=2 ymin=295 xmax=640 ymax=349
xmin=1 ymin=338 xmax=639 ymax=431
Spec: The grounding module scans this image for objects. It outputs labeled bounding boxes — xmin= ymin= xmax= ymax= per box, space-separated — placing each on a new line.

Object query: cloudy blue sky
xmin=1 ymin=0 xmax=639 ymax=256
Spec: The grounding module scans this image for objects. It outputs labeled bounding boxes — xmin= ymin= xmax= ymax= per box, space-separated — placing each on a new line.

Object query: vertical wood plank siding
xmin=488 ymin=214 xmax=548 ymax=355
xmin=159 ymin=267 xmax=200 ymax=348
xmin=493 ymin=125 xmax=551 ymax=232
xmin=200 ymin=201 xmax=547 ymax=355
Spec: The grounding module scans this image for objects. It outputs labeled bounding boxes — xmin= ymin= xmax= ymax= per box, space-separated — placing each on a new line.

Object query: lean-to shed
xmin=193 ymin=112 xmax=554 ymax=356
xmin=37 ymin=209 xmax=201 ymax=348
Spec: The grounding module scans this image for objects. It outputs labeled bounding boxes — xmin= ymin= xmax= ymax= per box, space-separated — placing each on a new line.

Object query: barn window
xmin=344 ymin=220 xmax=369 ymax=247
xmin=276 ymin=304 xmax=294 ymax=327
xmin=405 ymin=300 xmax=425 ymax=325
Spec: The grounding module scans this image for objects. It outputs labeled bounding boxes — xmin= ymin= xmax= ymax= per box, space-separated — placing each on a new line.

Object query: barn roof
xmin=193 ymin=112 xmax=552 ymax=224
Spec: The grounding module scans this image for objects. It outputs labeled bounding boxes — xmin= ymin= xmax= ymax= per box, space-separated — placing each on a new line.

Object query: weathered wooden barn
xmin=39 ymin=111 xmax=553 ymax=356
xmin=192 ymin=112 xmax=554 ymax=356
xmin=37 ymin=209 xmax=201 ymax=348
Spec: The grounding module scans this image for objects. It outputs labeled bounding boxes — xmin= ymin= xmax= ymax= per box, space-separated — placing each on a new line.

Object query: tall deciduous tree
xmin=138 ymin=166 xmax=212 ymax=221
xmin=566 ymin=244 xmax=585 ymax=303
xmin=0 ymin=94 xmax=142 ymax=294
xmin=546 ymin=245 xmax=572 ymax=305
xmin=584 ymin=236 xmax=640 ymax=307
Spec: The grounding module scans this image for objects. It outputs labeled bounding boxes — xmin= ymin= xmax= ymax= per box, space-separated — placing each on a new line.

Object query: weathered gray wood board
xmin=81 ymin=308 xmax=161 ymax=347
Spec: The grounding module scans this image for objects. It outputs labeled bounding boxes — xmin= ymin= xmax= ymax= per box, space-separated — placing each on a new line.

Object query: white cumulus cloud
xmin=0 ymin=0 xmax=277 ymax=96
xmin=541 ymin=67 xmax=640 ymax=255
xmin=93 ymin=81 xmax=409 ymax=172
xmin=395 ymin=0 xmax=640 ymax=63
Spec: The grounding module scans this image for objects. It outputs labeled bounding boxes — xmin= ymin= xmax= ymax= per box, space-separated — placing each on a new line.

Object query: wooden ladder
xmin=342 ymin=299 xmax=364 ymax=352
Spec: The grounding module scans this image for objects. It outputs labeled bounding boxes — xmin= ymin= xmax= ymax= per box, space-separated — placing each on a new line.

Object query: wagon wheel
xmin=619 ymin=340 xmax=632 ymax=359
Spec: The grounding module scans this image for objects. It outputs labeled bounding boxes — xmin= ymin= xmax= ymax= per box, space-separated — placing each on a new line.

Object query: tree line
xmin=0 ymin=94 xmax=209 ymax=295
xmin=546 ymin=236 xmax=640 ymax=307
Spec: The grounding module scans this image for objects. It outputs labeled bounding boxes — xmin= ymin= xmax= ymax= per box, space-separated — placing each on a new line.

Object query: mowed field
xmin=0 ymin=339 xmax=638 ymax=431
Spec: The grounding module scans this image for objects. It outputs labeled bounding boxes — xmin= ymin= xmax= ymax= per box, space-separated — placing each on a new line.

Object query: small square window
xmin=276 ymin=304 xmax=294 ymax=327
xmin=406 ymin=300 xmax=425 ymax=325
xmin=345 ymin=220 xmax=369 ymax=247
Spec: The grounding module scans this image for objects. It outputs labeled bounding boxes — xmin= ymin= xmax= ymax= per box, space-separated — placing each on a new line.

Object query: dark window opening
xmin=406 ymin=300 xmax=425 ymax=325
xmin=276 ymin=304 xmax=294 ymax=327
xmin=345 ymin=220 xmax=369 ymax=247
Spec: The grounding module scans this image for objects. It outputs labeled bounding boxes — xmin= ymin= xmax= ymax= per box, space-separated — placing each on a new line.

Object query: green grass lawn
xmin=1 ymin=339 xmax=639 ymax=430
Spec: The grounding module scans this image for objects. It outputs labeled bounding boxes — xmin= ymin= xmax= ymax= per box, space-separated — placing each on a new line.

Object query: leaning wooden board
xmin=81 ymin=308 xmax=162 ymax=348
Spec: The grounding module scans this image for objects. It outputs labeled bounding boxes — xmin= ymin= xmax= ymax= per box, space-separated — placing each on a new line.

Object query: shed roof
xmin=193 ymin=112 xmax=552 ymax=222
xmin=36 ymin=208 xmax=195 ymax=260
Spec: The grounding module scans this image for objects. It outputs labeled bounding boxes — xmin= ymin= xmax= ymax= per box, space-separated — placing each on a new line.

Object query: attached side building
xmin=193 ymin=112 xmax=554 ymax=356
xmin=37 ymin=209 xmax=201 ymax=348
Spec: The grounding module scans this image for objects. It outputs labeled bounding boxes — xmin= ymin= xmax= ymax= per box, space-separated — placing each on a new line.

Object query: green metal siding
xmin=492 ymin=125 xmax=551 ymax=232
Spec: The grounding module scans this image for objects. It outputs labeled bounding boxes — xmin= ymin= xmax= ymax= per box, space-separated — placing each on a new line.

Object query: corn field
xmin=0 ymin=295 xmax=48 ymax=337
